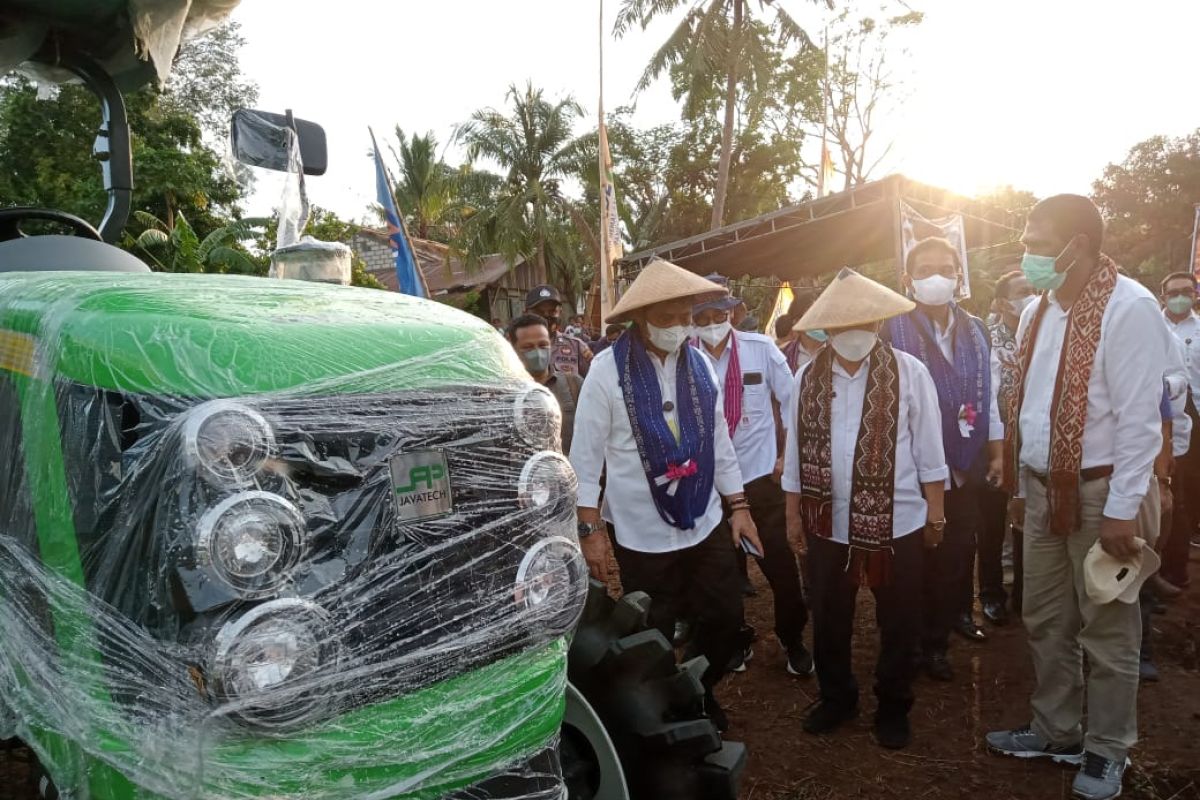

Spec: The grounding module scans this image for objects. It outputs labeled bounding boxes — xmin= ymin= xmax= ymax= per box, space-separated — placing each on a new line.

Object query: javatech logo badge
xmin=389 ymin=450 xmax=454 ymax=523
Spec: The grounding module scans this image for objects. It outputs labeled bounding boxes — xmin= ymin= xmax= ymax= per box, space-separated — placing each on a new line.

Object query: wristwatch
xmin=577 ymin=521 xmax=604 ymax=539
xmin=926 ymin=519 xmax=947 ymax=532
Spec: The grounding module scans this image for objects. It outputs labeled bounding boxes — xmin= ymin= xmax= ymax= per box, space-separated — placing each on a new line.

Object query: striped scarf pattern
xmin=1003 ymin=256 xmax=1119 ymax=535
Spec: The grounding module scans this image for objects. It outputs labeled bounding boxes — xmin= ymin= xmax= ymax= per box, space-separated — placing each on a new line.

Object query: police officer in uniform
xmin=526 ymin=285 xmax=593 ymax=378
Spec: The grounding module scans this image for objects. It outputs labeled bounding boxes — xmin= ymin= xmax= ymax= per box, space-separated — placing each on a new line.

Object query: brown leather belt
xmin=1028 ymin=465 xmax=1114 ymax=486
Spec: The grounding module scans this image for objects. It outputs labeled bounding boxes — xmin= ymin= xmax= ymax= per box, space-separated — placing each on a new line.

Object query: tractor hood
xmin=0 ymin=0 xmax=238 ymax=89
xmin=0 ymin=271 xmax=526 ymax=396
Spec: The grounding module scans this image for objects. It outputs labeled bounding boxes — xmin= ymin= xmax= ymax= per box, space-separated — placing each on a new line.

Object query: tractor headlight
xmin=513 ymin=385 xmax=561 ymax=449
xmin=517 ymin=451 xmax=576 ymax=516
xmin=212 ymin=599 xmax=337 ymax=729
xmin=182 ymin=400 xmax=274 ymax=486
xmin=514 ymin=536 xmax=587 ymax=636
xmin=197 ymin=492 xmax=306 ymax=598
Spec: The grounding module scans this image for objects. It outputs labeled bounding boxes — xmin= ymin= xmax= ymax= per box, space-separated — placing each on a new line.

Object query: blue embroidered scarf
xmin=886 ymin=305 xmax=990 ymax=472
xmin=613 ymin=330 xmax=718 ymax=530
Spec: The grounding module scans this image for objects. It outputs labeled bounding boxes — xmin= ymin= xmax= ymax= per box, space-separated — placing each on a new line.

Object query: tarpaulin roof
xmin=621 ymin=174 xmax=1023 ymax=282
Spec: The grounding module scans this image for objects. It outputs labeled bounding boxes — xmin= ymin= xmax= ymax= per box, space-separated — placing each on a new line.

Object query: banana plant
xmin=128 ymin=211 xmax=269 ymax=274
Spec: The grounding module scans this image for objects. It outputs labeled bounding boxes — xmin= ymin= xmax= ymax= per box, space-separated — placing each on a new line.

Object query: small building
xmin=351 ymin=229 xmax=536 ymax=323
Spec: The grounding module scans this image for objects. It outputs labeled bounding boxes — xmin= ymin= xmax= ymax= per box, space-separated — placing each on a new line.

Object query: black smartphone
xmin=739 ymin=537 xmax=763 ymax=558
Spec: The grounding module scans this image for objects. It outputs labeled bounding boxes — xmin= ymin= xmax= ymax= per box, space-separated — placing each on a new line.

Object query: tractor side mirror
xmin=231 ymin=108 xmax=328 ymax=176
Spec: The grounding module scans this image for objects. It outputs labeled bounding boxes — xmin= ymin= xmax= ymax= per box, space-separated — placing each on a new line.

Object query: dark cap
xmin=525 ymin=285 xmax=563 ymax=309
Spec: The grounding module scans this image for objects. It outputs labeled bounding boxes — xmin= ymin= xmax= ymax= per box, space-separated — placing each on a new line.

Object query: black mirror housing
xmin=230 ymin=108 xmax=328 ymax=176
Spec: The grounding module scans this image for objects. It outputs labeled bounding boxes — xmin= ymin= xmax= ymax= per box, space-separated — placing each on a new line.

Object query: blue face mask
xmin=806 ymin=329 xmax=828 ymax=342
xmin=1021 ymin=241 xmax=1073 ymax=292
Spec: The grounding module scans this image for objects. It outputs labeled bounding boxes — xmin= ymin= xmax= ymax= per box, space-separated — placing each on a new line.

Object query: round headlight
xmin=197 ymin=492 xmax=306 ymax=598
xmin=212 ymin=599 xmax=337 ymax=730
xmin=514 ymin=385 xmax=561 ymax=449
xmin=518 ymin=451 xmax=577 ymax=517
xmin=182 ymin=400 xmax=274 ymax=486
xmin=514 ymin=536 xmax=587 ymax=636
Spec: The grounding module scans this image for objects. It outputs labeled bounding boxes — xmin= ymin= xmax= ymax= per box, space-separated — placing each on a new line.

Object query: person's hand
xmin=923 ymin=520 xmax=944 ymax=550
xmin=580 ymin=530 xmax=611 ymax=583
xmin=986 ymin=455 xmax=1004 ymax=488
xmin=1099 ymin=516 xmax=1140 ymax=560
xmin=786 ymin=512 xmax=806 ymax=555
xmin=730 ymin=508 xmax=762 ymax=555
xmin=1008 ymin=497 xmax=1026 ymax=530
xmin=771 ymin=456 xmax=785 ymax=485
xmin=1160 ymin=478 xmax=1174 ymax=518
xmin=576 ymin=507 xmax=608 ymax=582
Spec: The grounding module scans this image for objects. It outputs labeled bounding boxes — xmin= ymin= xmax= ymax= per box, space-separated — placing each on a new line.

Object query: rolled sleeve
xmin=782 ymin=365 xmax=807 ymax=494
xmin=1101 ymin=299 xmax=1173 ymax=520
xmin=908 ymin=359 xmax=950 ymax=484
xmin=568 ymin=362 xmax=611 ymax=508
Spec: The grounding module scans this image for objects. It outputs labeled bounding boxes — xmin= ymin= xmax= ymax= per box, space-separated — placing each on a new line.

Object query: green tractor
xmin=0 ymin=4 xmax=746 ymax=799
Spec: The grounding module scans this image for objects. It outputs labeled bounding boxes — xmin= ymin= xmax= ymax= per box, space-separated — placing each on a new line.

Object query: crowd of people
xmin=501 ymin=194 xmax=1193 ymax=800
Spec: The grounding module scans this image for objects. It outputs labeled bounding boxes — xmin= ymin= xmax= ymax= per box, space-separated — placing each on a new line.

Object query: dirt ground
xmin=722 ymin=552 xmax=1200 ymax=800
xmin=4 ymin=555 xmax=1198 ymax=800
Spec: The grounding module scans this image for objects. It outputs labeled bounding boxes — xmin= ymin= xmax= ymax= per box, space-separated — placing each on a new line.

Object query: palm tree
xmin=615 ymin=0 xmax=819 ymax=231
xmin=129 ymin=211 xmax=268 ymax=274
xmin=388 ymin=127 xmax=456 ymax=241
xmin=455 ymin=82 xmax=584 ymax=284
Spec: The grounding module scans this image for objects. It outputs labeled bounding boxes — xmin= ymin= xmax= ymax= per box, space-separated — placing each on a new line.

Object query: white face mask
xmin=830 ymin=329 xmax=878 ymax=363
xmin=646 ymin=322 xmax=691 ymax=352
xmin=911 ymin=274 xmax=957 ymax=306
xmin=696 ymin=320 xmax=733 ymax=348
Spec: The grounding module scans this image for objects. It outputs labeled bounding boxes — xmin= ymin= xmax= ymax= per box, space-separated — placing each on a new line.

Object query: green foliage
xmin=454 ymin=82 xmax=586 ymax=286
xmin=126 ymin=211 xmax=268 ymax=274
xmin=0 ymin=22 xmax=255 ymax=240
xmin=1092 ymin=129 xmax=1200 ymax=282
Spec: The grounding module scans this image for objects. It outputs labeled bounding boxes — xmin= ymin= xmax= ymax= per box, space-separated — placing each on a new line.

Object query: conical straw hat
xmin=793 ymin=267 xmax=915 ymax=331
xmin=608 ymin=258 xmax=728 ymax=323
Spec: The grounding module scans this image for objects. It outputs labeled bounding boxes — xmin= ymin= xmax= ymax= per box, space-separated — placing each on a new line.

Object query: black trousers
xmin=921 ymin=483 xmax=979 ymax=653
xmin=1164 ymin=400 xmax=1200 ymax=587
xmin=806 ymin=531 xmax=923 ymax=718
xmin=613 ymin=521 xmax=743 ymax=688
xmin=977 ymin=483 xmax=1024 ymax=611
xmin=743 ymin=475 xmax=809 ymax=648
xmin=978 ymin=483 xmax=1009 ymax=606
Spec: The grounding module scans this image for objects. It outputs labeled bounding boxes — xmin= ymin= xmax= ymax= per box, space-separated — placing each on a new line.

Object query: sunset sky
xmin=231 ymin=0 xmax=1199 ymax=226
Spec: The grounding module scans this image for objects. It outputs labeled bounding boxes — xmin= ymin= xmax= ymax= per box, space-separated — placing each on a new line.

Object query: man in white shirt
xmin=693 ymin=288 xmax=813 ymax=677
xmin=783 ymin=268 xmax=947 ymax=751
xmin=569 ymin=258 xmax=761 ymax=732
xmin=883 ymin=236 xmax=1005 ymax=679
xmin=987 ymin=195 xmax=1174 ymax=800
xmin=1157 ymin=272 xmax=1200 ymax=591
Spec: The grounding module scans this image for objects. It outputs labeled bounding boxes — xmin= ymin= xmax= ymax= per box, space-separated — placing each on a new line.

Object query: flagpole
xmin=597 ymin=0 xmax=612 ymax=323
xmin=369 ymin=126 xmax=431 ymax=298
xmin=818 ymin=24 xmax=829 ymax=198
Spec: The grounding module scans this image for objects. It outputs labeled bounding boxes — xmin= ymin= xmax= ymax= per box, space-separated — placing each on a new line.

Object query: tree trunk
xmin=710 ymin=0 xmax=741 ymax=231
xmin=537 ymin=228 xmax=549 ymax=285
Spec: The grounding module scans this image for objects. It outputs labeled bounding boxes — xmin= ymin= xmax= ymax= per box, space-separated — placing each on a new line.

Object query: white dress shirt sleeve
xmin=988 ymin=343 xmax=1004 ymax=442
xmin=706 ymin=356 xmax=745 ymax=495
xmin=1102 ymin=297 xmax=1175 ymax=519
xmin=569 ymin=361 xmax=611 ymax=509
xmin=782 ymin=364 xmax=809 ymax=494
xmin=907 ymin=359 xmax=950 ymax=484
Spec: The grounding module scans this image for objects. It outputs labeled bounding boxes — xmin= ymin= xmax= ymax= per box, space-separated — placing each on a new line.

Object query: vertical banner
xmin=765 ymin=282 xmax=795 ymax=342
xmin=598 ymin=118 xmax=622 ymax=321
xmin=1190 ymin=204 xmax=1200 ymax=282
xmin=898 ymin=201 xmax=971 ymax=299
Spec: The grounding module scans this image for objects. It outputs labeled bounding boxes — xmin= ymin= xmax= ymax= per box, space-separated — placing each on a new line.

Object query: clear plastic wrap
xmin=0 ymin=0 xmax=239 ymax=87
xmin=0 ymin=271 xmax=585 ymax=799
xmin=270 ymin=237 xmax=351 ymax=284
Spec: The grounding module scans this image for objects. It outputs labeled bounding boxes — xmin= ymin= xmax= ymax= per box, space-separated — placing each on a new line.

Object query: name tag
xmin=743 ymin=371 xmax=763 ymax=385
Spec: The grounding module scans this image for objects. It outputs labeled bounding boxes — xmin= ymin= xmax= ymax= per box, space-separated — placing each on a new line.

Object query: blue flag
xmin=371 ymin=134 xmax=425 ymax=297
